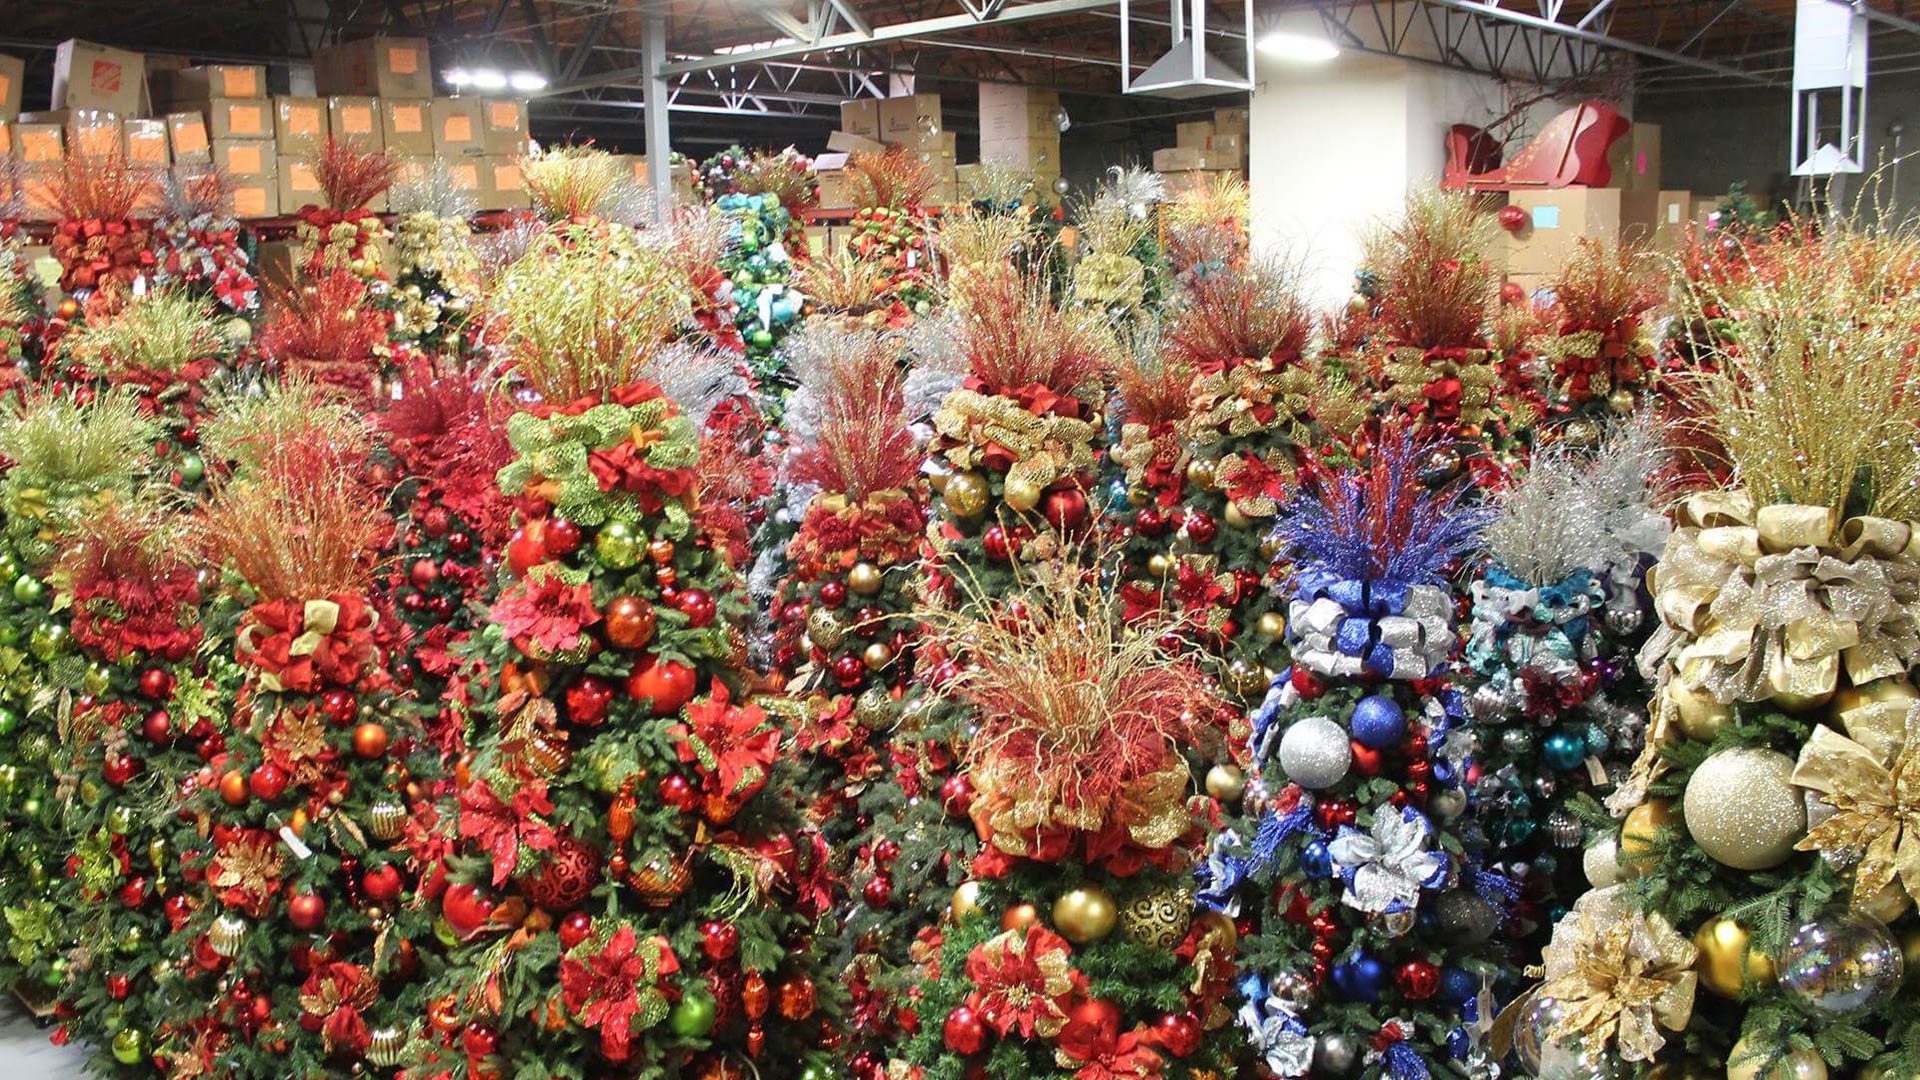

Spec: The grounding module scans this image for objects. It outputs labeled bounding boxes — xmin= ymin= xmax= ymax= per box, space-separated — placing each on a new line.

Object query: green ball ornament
xmin=116 ymin=925 xmax=145 ymax=954
xmin=18 ymin=730 xmax=50 ymax=762
xmin=749 ymin=329 xmax=775 ymax=350
xmin=0 ymin=625 xmax=16 ymax=648
xmin=0 ymin=706 xmax=21 ymax=737
xmin=0 ymin=764 xmax=17 ymax=795
xmin=669 ymin=991 xmax=718 ymax=1037
xmin=0 ymin=557 xmax=18 ymax=583
xmin=177 ymin=452 xmax=206 ymax=485
xmin=594 ymin=522 xmax=642 ymax=570
xmin=80 ymin=779 xmax=103 ymax=808
xmin=20 ymin=798 xmax=43 ymax=827
xmin=83 ymin=663 xmax=112 ymax=696
xmin=10 ymin=574 xmax=42 ymax=605
xmin=106 ymin=804 xmax=135 ymax=834
xmin=28 ymin=623 xmax=65 ymax=660
xmin=110 ymin=1028 xmax=143 ymax=1065
xmin=433 ymin=916 xmax=460 ymax=948
xmin=798 ymin=1065 xmax=835 ymax=1080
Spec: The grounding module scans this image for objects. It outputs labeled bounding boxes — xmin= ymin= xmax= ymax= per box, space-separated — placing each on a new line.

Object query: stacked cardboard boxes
xmin=1497 ymin=120 xmax=1696 ymax=289
xmin=978 ymin=83 xmax=1062 ymax=194
xmin=817 ymin=92 xmax=959 ymax=209
xmin=1152 ymin=105 xmax=1247 ymax=194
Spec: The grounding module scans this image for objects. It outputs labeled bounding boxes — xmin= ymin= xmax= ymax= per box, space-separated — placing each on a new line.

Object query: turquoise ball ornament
xmin=1541 ymin=728 xmax=1588 ymax=771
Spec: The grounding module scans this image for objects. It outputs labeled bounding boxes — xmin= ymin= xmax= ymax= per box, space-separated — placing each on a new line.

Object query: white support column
xmin=642 ymin=14 xmax=673 ymax=222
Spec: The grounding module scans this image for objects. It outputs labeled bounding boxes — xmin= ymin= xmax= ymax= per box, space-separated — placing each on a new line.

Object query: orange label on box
xmin=221 ymin=68 xmax=257 ymax=97
xmin=285 ymin=104 xmax=321 ymax=134
xmin=392 ymin=104 xmax=423 ymax=133
xmin=487 ymin=102 xmax=520 ymax=129
xmin=451 ymin=162 xmax=478 ymax=188
xmin=127 ymin=132 xmax=166 ymax=164
xmin=172 ymin=122 xmax=207 ymax=155
xmin=389 ymin=47 xmax=419 ymax=75
xmin=19 ymin=128 xmax=60 ymax=162
xmin=233 ymin=185 xmax=268 ymax=217
xmin=443 ymin=115 xmax=472 ymax=143
xmin=0 ymin=74 xmax=11 ymax=102
xmin=340 ymin=107 xmax=372 ymax=134
xmin=493 ymin=163 xmax=523 ymax=190
xmin=228 ymin=143 xmax=263 ymax=174
xmin=289 ymin=162 xmax=318 ymax=193
xmin=229 ymin=104 xmax=264 ymax=135
xmin=90 ymin=59 xmax=123 ymax=95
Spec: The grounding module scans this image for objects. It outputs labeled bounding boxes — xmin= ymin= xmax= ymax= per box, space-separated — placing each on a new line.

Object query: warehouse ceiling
xmin=2 ymin=0 xmax=1917 ymax=154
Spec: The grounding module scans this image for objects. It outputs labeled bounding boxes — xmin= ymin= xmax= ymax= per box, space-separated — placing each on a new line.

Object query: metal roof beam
xmin=1845 ymin=0 xmax=1920 ymax=36
xmin=1417 ymin=0 xmax=1781 ymax=84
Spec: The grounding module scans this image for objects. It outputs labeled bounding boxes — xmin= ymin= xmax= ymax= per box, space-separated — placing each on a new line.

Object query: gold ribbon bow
xmin=1185 ymin=361 xmax=1314 ymax=442
xmin=1793 ymin=701 xmax=1920 ymax=912
xmin=933 ymin=389 xmax=1098 ymax=493
xmin=1113 ymin=421 xmax=1188 ymax=490
xmin=969 ymin=756 xmax=1191 ymax=857
xmin=1377 ymin=346 xmax=1499 ymax=427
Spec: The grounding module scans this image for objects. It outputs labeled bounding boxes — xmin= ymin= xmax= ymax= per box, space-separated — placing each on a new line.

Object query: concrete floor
xmin=0 ymin=1002 xmax=84 ymax=1078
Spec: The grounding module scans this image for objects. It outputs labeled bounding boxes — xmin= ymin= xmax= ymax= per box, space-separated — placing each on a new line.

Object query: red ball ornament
xmin=1154 ymin=1012 xmax=1203 ymax=1058
xmin=1136 ymin=507 xmax=1167 ymax=536
xmin=1315 ymin=799 xmax=1357 ymax=830
xmin=1041 ymin=487 xmax=1089 ymax=531
xmin=943 ymin=1006 xmax=988 ymax=1055
xmin=410 ymin=558 xmax=440 ymax=589
xmin=863 ymin=874 xmax=893 ymax=909
xmin=248 ymin=762 xmax=289 ymax=801
xmin=673 ymin=588 xmax=717 ymax=628
xmin=164 ymin=894 xmax=194 ymax=930
xmin=626 ymin=655 xmax=698 ymax=716
xmin=818 ymin=580 xmax=847 ymax=608
xmin=118 ymin=877 xmax=148 ymax=908
xmin=1497 ymin=204 xmax=1529 ymax=233
xmin=441 ymin=883 xmax=494 ymax=937
xmin=461 ymin=1022 xmax=500 ymax=1059
xmin=287 ymin=892 xmax=326 ymax=931
xmin=102 ymin=753 xmax=138 ymax=788
xmin=1184 ymin=511 xmax=1218 ymax=545
xmin=319 ymin=689 xmax=356 ymax=724
xmin=1291 ymin=666 xmax=1325 ymax=700
xmin=832 ymin=653 xmax=867 ymax=688
xmin=106 ymin=974 xmax=131 ymax=1000
xmin=519 ymin=833 xmax=601 ymax=912
xmin=1396 ymin=960 xmax=1441 ymax=1000
xmin=362 ymin=864 xmax=403 ymax=903
xmin=543 ymin=517 xmax=583 ymax=557
xmin=143 ymin=710 xmax=172 ymax=745
xmin=506 ymin=524 xmax=547 ymax=577
xmin=564 ymin=676 xmax=615 ymax=728
xmin=1067 ymin=997 xmax=1120 ymax=1038
xmin=558 ymin=910 xmax=592 ymax=950
xmin=603 ymin=595 xmax=657 ymax=650
xmin=352 ymin=722 xmax=389 ymax=759
xmin=1348 ymin=741 xmax=1382 ymax=777
xmin=138 ymin=667 xmax=175 ymax=700
xmin=1500 ymin=280 xmax=1527 ymax=306
xmin=659 ymin=774 xmax=699 ymax=812
xmin=447 ymin=531 xmax=472 ymax=555
xmin=701 ymin=920 xmax=740 ymax=961
xmin=981 ymin=525 xmax=1013 ymax=562
xmin=872 ymin=838 xmax=901 ymax=865
xmin=940 ymin=773 xmax=974 ymax=817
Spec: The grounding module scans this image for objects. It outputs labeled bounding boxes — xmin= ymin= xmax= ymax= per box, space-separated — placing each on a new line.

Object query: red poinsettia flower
xmin=1058 ymin=1006 xmax=1167 ymax=1080
xmin=964 ymin=925 xmax=1078 ymax=1039
xmin=586 ymin=436 xmax=697 ymax=514
xmin=558 ymin=925 xmax=678 ymax=1062
xmin=298 ymin=960 xmax=377 ymax=1055
xmin=490 ymin=571 xmax=600 ymax=660
xmin=1221 ymin=452 xmax=1287 ymax=508
xmin=669 ymin=682 xmax=780 ymax=800
xmin=457 ymin=777 xmax=558 ymax=887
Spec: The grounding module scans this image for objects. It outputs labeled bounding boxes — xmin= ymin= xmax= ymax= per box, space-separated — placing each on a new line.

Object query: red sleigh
xmin=1440 ymin=100 xmax=1631 ymax=191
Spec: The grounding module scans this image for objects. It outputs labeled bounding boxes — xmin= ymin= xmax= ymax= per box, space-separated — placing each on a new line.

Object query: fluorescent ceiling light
xmin=1256 ymin=29 xmax=1339 ymax=62
xmin=510 ymin=70 xmax=548 ymax=91
xmin=472 ymin=67 xmax=509 ymax=90
xmin=445 ymin=67 xmax=472 ymax=87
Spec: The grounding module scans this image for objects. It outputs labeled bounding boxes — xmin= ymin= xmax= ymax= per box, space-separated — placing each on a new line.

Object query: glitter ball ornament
xmin=1278 ymin=716 xmax=1352 ymax=789
xmin=1778 ymin=912 xmax=1904 ymax=1017
xmin=1682 ymin=747 xmax=1806 ymax=869
xmin=1582 ymin=835 xmax=1622 ymax=888
xmin=1119 ymin=887 xmax=1194 ymax=950
xmin=519 ymin=833 xmax=601 ymax=911
xmin=1348 ymin=695 xmax=1407 ymax=749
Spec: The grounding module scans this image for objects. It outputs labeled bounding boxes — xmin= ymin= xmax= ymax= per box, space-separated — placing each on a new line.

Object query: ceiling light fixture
xmin=509 ymin=70 xmax=549 ymax=92
xmin=1256 ymin=29 xmax=1339 ymax=62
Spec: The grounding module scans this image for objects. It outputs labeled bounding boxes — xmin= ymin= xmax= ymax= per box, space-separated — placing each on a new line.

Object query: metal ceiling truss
xmin=1307 ymin=0 xmax=1615 ymax=84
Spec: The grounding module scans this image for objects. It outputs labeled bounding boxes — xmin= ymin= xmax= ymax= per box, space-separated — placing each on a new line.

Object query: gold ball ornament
xmin=1608 ymin=388 xmax=1637 ymax=414
xmin=944 ymin=471 xmax=990 ymax=518
xmin=1226 ymin=658 xmax=1269 ymax=698
xmin=1620 ymin=799 xmax=1673 ymax=875
xmin=1728 ymin=1035 xmax=1828 ymax=1080
xmin=1004 ymin=476 xmax=1043 ymax=513
xmin=951 ymin=880 xmax=985 ymax=920
xmin=1858 ymin=880 xmax=1912 ymax=924
xmin=1346 ymin=294 xmax=1370 ymax=317
xmin=1127 ymin=485 xmax=1151 ymax=507
xmin=1147 ymin=553 xmax=1173 ymax=578
xmin=1255 ymin=612 xmax=1287 ymax=640
xmin=1667 ymin=680 xmax=1731 ymax=741
xmin=806 ymin=608 xmax=848 ymax=651
xmin=1185 ymin=458 xmax=1218 ymax=491
xmin=1222 ymin=503 xmax=1251 ymax=530
xmin=847 ymin=562 xmax=883 ymax=596
xmin=1771 ymin=684 xmax=1835 ymax=713
xmin=1205 ymin=764 xmax=1247 ymax=801
xmin=1052 ymin=886 xmax=1118 ymax=943
xmin=1120 ymin=887 xmax=1194 ymax=950
xmin=1559 ymin=418 xmax=1602 ymax=450
xmin=1833 ymin=677 xmax=1920 ymax=718
xmin=1001 ymin=903 xmax=1040 ymax=931
xmin=862 ymin=642 xmax=893 ymax=671
xmin=1693 ymin=916 xmax=1778 ymax=998
xmin=1682 ymin=747 xmax=1806 ymax=870
xmin=855 ymin=686 xmax=897 ymax=728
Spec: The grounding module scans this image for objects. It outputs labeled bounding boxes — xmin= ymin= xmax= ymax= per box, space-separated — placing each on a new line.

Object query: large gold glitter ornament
xmin=1693 ymin=916 xmax=1777 ymax=998
xmin=1052 ymin=886 xmax=1117 ymax=943
xmin=944 ymin=471 xmax=990 ymax=518
xmin=806 ymin=608 xmax=848 ymax=651
xmin=1004 ymin=476 xmax=1043 ymax=512
xmin=1120 ymin=887 xmax=1194 ymax=950
xmin=1683 ymin=747 xmax=1806 ymax=869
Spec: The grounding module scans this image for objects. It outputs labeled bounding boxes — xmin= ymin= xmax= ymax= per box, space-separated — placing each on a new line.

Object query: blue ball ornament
xmin=1238 ymin=973 xmax=1266 ymax=1002
xmin=1349 ymin=694 xmax=1407 ymax=749
xmin=1439 ymin=966 xmax=1477 ymax=1005
xmin=1331 ymin=955 xmax=1385 ymax=1002
xmin=1300 ymin=839 xmax=1333 ymax=878
xmin=1541 ymin=728 xmax=1588 ymax=771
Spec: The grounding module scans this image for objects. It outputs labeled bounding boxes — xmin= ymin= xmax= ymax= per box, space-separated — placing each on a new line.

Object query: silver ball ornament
xmin=1583 ymin=835 xmax=1622 ymax=888
xmin=1429 ymin=786 xmax=1468 ymax=821
xmin=1311 ymin=1033 xmax=1361 ymax=1080
xmin=1277 ymin=716 xmax=1352 ymax=790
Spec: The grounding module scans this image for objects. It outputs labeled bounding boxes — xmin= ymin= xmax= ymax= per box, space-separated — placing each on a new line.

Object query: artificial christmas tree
xmin=1529 ymin=239 xmax=1661 ymax=438
xmin=840 ymin=148 xmax=938 ymax=317
xmin=422 ymin=218 xmax=839 ymax=1079
xmin=386 ymin=162 xmax=483 ymax=356
xmin=1067 ymin=168 xmax=1166 ymax=323
xmin=151 ymin=169 xmax=260 ymax=325
xmin=292 ymin=137 xmax=400 ymax=281
xmin=1508 ymin=224 xmax=1920 ymax=1080
xmin=42 ymin=150 xmax=158 ymax=321
xmin=1196 ymin=428 xmax=1505 ymax=1080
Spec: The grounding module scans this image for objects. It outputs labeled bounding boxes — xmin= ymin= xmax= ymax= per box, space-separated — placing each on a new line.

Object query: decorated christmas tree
xmin=386 ymin=161 xmax=483 ymax=356
xmin=841 ymin=148 xmax=938 ymax=316
xmin=0 ymin=389 xmax=161 ymax=1003
xmin=1196 ymin=427 xmax=1504 ymax=1080
xmin=422 ymin=218 xmax=839 ymax=1079
xmin=292 ymin=137 xmax=399 ymax=281
xmin=1459 ymin=419 xmax=1670 ymax=950
xmin=705 ymin=147 xmax=817 ymax=417
xmin=884 ymin=552 xmax=1244 ymax=1080
xmin=1066 ymin=167 xmax=1167 ymax=323
xmin=1158 ymin=172 xmax=1247 ymax=286
xmin=1507 ymin=223 xmax=1920 ymax=1080
xmin=41 ymin=150 xmax=158 ymax=322
xmin=169 ymin=404 xmax=442 ymax=1078
xmin=151 ymin=168 xmax=260 ymax=325
xmin=1528 ymin=239 xmax=1662 ymax=440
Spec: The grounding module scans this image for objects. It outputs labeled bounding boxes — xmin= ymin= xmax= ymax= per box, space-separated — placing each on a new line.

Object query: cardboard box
xmin=481 ymin=99 xmax=528 ymax=156
xmin=211 ymin=137 xmax=274 ymax=180
xmin=1204 ymin=133 xmax=1244 ymax=168
xmin=839 ymin=99 xmax=880 ymax=138
xmin=1605 ymin=121 xmax=1660 ymax=191
xmin=815 ymin=170 xmax=854 ymax=209
xmin=1620 ymin=188 xmax=1690 ymax=249
xmin=0 ymin=54 xmax=23 ymax=121
xmin=381 ymin=100 xmax=433 ymax=154
xmin=315 ymin=37 xmax=432 ymax=99
xmin=1158 ymin=168 xmax=1238 ymax=196
xmin=327 ymin=97 xmax=382 ymax=149
xmin=0 ymin=123 xmax=9 ymax=158
xmin=12 ymin=122 xmax=61 ymax=163
xmin=879 ymin=93 xmax=942 ymax=141
xmin=802 ymin=225 xmax=829 ymax=258
xmin=165 ymin=111 xmax=210 ymax=163
xmin=1501 ymin=187 xmax=1624 ymax=275
xmin=278 ymin=153 xmax=322 ymax=211
xmin=980 ymin=134 xmax=1059 ymax=171
xmin=230 ymin=176 xmax=277 ymax=219
xmin=1213 ymin=106 xmax=1249 ymax=134
xmin=23 ymin=109 xmax=123 ymax=159
xmin=479 ymin=156 xmax=528 ymax=209
xmin=206 ymin=97 xmax=271 ymax=140
xmin=160 ymin=64 xmax=265 ymax=104
xmin=273 ymin=96 xmax=327 ymax=154
xmin=827 ymin=130 xmax=885 ymax=154
xmin=1176 ymin=120 xmax=1214 ymax=148
xmin=254 ymin=239 xmax=296 ymax=290
xmin=123 ymin=118 xmax=169 ymax=166
xmin=444 ymin=156 xmax=482 ymax=201
xmin=979 ymin=83 xmax=1060 ymax=142
xmin=53 ymin=40 xmax=145 ymax=116
xmin=430 ymin=97 xmax=486 ymax=155
xmin=1154 ymin=146 xmax=1227 ymax=172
